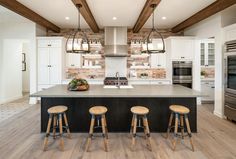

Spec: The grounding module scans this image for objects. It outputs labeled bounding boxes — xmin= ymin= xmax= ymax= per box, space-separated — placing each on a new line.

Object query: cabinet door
xmin=38 ymin=39 xmax=51 ymax=48
xmin=201 ymin=82 xmax=214 ymax=101
xmin=157 ymin=54 xmax=166 ymax=68
xmin=150 ymin=54 xmax=158 ymax=68
xmin=207 ymin=43 xmax=215 ymax=66
xmin=171 ymin=39 xmax=193 ymax=60
xmin=182 ymin=40 xmax=194 ymax=60
xmin=49 ymin=48 xmax=61 ymax=85
xmin=200 ymin=43 xmax=205 ymax=66
xmin=150 ymin=80 xmax=171 ymax=85
xmin=50 ymin=39 xmax=62 ymax=48
xmin=38 ymin=48 xmax=50 ymax=84
xmin=129 ymin=80 xmax=150 ymax=85
xmin=66 ymin=53 xmax=81 ymax=68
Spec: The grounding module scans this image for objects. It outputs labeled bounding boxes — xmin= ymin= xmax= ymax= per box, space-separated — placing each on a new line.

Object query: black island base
xmin=41 ymin=97 xmax=197 ymax=133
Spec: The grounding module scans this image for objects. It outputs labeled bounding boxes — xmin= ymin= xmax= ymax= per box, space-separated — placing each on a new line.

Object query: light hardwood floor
xmin=0 ymin=101 xmax=235 ymax=159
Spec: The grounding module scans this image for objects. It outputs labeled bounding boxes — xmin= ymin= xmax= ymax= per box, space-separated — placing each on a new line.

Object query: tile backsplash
xmin=48 ymin=28 xmax=181 ymax=79
xmin=66 ymin=68 xmax=105 ymax=79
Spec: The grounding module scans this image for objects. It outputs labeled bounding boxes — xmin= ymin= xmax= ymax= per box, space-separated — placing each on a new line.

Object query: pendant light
xmin=146 ymin=4 xmax=165 ymax=53
xmin=66 ymin=4 xmax=90 ymax=53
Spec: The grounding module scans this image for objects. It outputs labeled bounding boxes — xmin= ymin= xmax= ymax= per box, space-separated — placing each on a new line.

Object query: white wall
xmin=221 ymin=4 xmax=236 ymax=28
xmin=1 ymin=40 xmax=23 ymax=102
xmin=0 ymin=22 xmax=38 ymax=104
xmin=184 ymin=14 xmax=224 ymax=118
xmin=22 ymin=43 xmax=30 ymax=92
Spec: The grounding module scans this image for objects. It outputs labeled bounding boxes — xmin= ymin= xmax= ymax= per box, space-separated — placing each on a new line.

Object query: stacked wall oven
xmin=224 ymin=40 xmax=236 ymax=121
xmin=172 ymin=61 xmax=192 ymax=88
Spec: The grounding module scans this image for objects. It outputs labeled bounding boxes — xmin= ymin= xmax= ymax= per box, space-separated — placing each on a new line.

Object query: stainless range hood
xmin=104 ymin=27 xmax=128 ymax=57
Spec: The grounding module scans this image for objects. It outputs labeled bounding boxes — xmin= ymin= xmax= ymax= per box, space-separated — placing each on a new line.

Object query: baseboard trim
xmin=214 ymin=110 xmax=223 ymax=118
xmin=0 ymin=95 xmax=23 ymax=104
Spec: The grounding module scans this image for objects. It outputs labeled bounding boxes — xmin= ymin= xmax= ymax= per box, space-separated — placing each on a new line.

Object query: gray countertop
xmin=31 ymin=85 xmax=204 ymax=98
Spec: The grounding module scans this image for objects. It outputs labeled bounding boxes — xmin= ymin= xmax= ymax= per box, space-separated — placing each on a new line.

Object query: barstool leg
xmin=103 ymin=115 xmax=109 ymax=139
xmin=43 ymin=114 xmax=53 ymax=151
xmin=59 ymin=114 xmax=64 ymax=151
xmin=130 ymin=115 xmax=134 ymax=136
xmin=63 ymin=113 xmax=71 ymax=139
xmin=85 ymin=115 xmax=95 ymax=152
xmin=52 ymin=114 xmax=57 ymax=139
xmin=143 ymin=115 xmax=152 ymax=151
xmin=101 ymin=115 xmax=108 ymax=152
xmin=180 ymin=115 xmax=184 ymax=139
xmin=172 ymin=113 xmax=179 ymax=151
xmin=131 ymin=114 xmax=137 ymax=151
xmin=166 ymin=112 xmax=174 ymax=139
xmin=185 ymin=114 xmax=194 ymax=151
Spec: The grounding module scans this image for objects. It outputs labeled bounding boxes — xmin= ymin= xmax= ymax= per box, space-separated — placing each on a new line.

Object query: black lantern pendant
xmin=66 ymin=4 xmax=90 ymax=53
xmin=146 ymin=4 xmax=165 ymax=54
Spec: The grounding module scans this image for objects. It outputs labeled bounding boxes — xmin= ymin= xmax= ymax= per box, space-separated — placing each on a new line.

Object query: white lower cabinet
xmin=129 ymin=80 xmax=150 ymax=85
xmin=201 ymin=81 xmax=214 ymax=102
xmin=150 ymin=80 xmax=171 ymax=85
xmin=129 ymin=79 xmax=171 ymax=85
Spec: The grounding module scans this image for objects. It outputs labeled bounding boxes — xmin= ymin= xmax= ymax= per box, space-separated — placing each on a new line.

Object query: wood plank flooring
xmin=0 ymin=102 xmax=235 ymax=159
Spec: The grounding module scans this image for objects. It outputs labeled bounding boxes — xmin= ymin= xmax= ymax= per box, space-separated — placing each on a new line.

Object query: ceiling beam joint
xmin=133 ymin=0 xmax=161 ymax=33
xmin=72 ymin=0 xmax=100 ymax=33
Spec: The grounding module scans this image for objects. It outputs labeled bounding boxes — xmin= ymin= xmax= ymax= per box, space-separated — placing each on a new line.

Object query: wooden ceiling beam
xmin=0 ymin=0 xmax=60 ymax=33
xmin=72 ymin=0 xmax=99 ymax=33
xmin=172 ymin=0 xmax=236 ymax=33
xmin=133 ymin=0 xmax=161 ymax=33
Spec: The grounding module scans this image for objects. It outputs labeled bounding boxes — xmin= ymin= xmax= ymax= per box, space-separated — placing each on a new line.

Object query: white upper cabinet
xmin=200 ymin=39 xmax=215 ymax=67
xmin=168 ymin=37 xmax=195 ymax=60
xmin=37 ymin=39 xmax=62 ymax=48
xmin=149 ymin=39 xmax=167 ymax=68
xmin=150 ymin=54 xmax=166 ymax=68
xmin=66 ymin=53 xmax=81 ymax=68
xmin=37 ymin=37 xmax=64 ymax=86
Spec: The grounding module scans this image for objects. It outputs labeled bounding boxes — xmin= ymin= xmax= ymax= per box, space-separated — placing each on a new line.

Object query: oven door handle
xmin=225 ymin=105 xmax=236 ymax=111
xmin=173 ymin=80 xmax=192 ymax=84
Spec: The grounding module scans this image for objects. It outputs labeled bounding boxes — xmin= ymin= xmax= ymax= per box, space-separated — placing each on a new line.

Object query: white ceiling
xmin=12 ymin=0 xmax=216 ymax=29
xmin=144 ymin=0 xmax=216 ymax=28
xmin=0 ymin=6 xmax=30 ymax=23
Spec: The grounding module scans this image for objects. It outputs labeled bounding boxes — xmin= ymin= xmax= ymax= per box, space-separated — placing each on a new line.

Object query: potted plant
xmin=201 ymin=71 xmax=206 ymax=79
xmin=67 ymin=78 xmax=89 ymax=91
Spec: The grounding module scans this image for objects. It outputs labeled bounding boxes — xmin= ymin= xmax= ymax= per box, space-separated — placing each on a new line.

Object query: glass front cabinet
xmin=200 ymin=39 xmax=215 ymax=67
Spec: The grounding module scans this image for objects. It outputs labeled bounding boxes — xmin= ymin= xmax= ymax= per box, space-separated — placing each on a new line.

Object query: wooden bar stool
xmin=166 ymin=105 xmax=194 ymax=151
xmin=43 ymin=106 xmax=71 ymax=151
xmin=85 ymin=106 xmax=108 ymax=152
xmin=130 ymin=106 xmax=152 ymax=151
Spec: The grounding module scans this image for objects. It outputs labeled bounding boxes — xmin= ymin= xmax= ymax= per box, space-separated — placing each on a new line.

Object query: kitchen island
xmin=31 ymin=85 xmax=203 ymax=132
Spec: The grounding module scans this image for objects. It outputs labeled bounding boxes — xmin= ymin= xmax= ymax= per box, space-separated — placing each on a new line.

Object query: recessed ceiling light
xmin=162 ymin=16 xmax=167 ymax=20
xmin=65 ymin=17 xmax=70 ymax=20
xmin=112 ymin=17 xmax=117 ymax=20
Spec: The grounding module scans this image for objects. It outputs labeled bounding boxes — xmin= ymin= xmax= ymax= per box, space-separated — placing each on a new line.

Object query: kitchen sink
xmin=103 ymin=85 xmax=118 ymax=89
xmin=103 ymin=85 xmax=133 ymax=89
